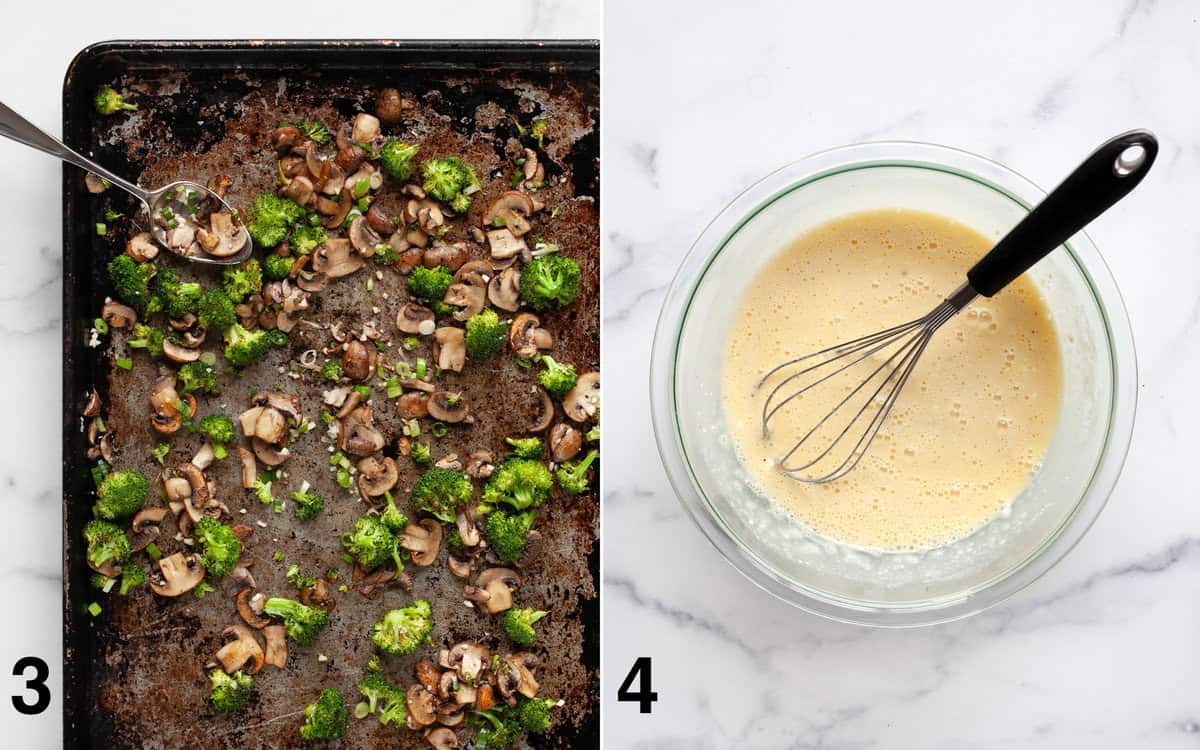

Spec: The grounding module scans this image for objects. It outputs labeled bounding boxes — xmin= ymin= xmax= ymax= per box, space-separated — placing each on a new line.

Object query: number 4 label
xmin=616 ymin=657 xmax=658 ymax=713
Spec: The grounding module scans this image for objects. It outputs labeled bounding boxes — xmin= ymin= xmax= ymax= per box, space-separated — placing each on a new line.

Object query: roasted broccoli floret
xmin=126 ymin=323 xmax=164 ymax=359
xmin=94 ymin=468 xmax=148 ymax=520
xmin=502 ymin=608 xmax=548 ymax=647
xmin=340 ymin=515 xmax=403 ymax=573
xmin=481 ymin=459 xmax=553 ymax=511
xmin=222 ymin=258 xmax=263 ymax=303
xmin=94 ymin=87 xmax=137 ymax=115
xmin=406 ymin=265 xmax=454 ymax=306
xmin=538 ymin=356 xmax=577 ymax=398
xmin=197 ymin=414 xmax=236 ymax=459
xmin=290 ymin=224 xmax=326 ymax=255
xmin=518 ymin=698 xmax=555 ymax=733
xmin=421 ymin=157 xmax=479 ymax=211
xmin=118 ymin=563 xmax=146 ymax=595
xmin=84 ymin=520 xmax=130 ymax=571
xmin=197 ymin=287 xmax=237 ymax=331
xmin=472 ymin=707 xmax=522 ymax=749
xmin=556 ymin=449 xmax=598 ymax=495
xmin=379 ymin=141 xmax=419 ymax=181
xmin=465 ymin=309 xmax=507 ymax=360
xmin=505 ymin=437 xmax=543 ymax=460
xmin=209 ymin=669 xmax=254 ymax=713
xmin=107 ymin=255 xmax=155 ymax=310
xmin=484 ymin=509 xmax=534 ymax=564
xmin=371 ymin=600 xmax=432 ymax=656
xmin=377 ymin=685 xmax=408 ymax=727
xmin=299 ymin=687 xmax=347 ymax=741
xmin=379 ymin=492 xmax=408 ymax=534
xmin=264 ymin=597 xmax=329 ymax=646
xmin=410 ymin=441 xmax=431 ymax=464
xmin=177 ymin=361 xmax=218 ymax=395
xmin=246 ymin=194 xmax=304 ymax=249
xmin=263 ymin=253 xmax=295 ymax=280
xmin=153 ymin=268 xmax=202 ymax=318
xmin=519 ymin=254 xmax=580 ymax=311
xmin=321 ymin=359 xmax=343 ymax=381
xmin=356 ymin=657 xmax=408 ymax=725
xmin=193 ymin=517 xmax=241 ymax=577
xmin=411 ymin=467 xmax=473 ymax=523
xmin=223 ymin=323 xmax=274 ymax=368
xmin=290 ymin=489 xmax=324 ymax=521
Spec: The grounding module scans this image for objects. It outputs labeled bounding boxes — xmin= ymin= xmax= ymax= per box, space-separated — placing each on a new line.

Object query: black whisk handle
xmin=967 ymin=129 xmax=1157 ymax=297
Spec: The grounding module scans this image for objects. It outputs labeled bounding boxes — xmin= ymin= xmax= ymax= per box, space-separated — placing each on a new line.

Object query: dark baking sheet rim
xmin=61 ymin=38 xmax=600 ymax=749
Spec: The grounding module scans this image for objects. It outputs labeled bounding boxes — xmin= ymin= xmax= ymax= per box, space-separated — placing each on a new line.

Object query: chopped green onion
xmin=86 ymin=602 xmax=102 ymax=617
xmin=95 ymin=223 xmax=106 ymax=235
xmin=385 ymin=378 xmax=402 ymax=399
xmin=93 ymin=318 xmax=109 ymax=335
xmin=145 ymin=542 xmax=162 ymax=561
xmin=415 ymin=358 xmax=427 ymax=380
xmin=353 ymin=179 xmax=370 ymax=198
xmin=431 ymin=422 xmax=448 ymax=439
xmin=114 ymin=357 xmax=132 ymax=370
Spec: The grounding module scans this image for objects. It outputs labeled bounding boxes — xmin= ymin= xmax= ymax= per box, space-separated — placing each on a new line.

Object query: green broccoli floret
xmin=126 ymin=323 xmax=164 ymax=359
xmin=118 ymin=563 xmax=146 ymax=595
xmin=290 ymin=224 xmax=326 ymax=255
xmin=421 ymin=157 xmax=479 ymax=209
xmin=519 ymin=254 xmax=580 ymax=311
xmin=177 ymin=361 xmax=218 ymax=395
xmin=290 ymin=489 xmax=324 ymax=521
xmin=357 ymin=666 xmax=391 ymax=714
xmin=197 ymin=288 xmax=237 ymax=331
xmin=94 ymin=468 xmax=148 ymax=520
xmin=370 ymin=600 xmax=432 ymax=656
xmin=556 ymin=449 xmax=598 ymax=496
xmin=411 ymin=442 xmax=431 ymax=464
xmin=197 ymin=414 xmax=236 ymax=459
xmin=356 ymin=657 xmax=409 ymax=725
xmin=505 ymin=437 xmax=543 ymax=460
xmin=340 ymin=515 xmax=403 ymax=573
xmin=264 ymin=597 xmax=329 ymax=646
xmin=299 ymin=688 xmax=347 ymax=741
xmin=518 ymin=697 xmax=555 ymax=733
xmin=407 ymin=265 xmax=454 ymax=306
xmin=193 ymin=517 xmax=241 ymax=577
xmin=263 ymin=253 xmax=295 ymax=281
xmin=484 ymin=510 xmax=534 ymax=564
xmin=253 ymin=473 xmax=275 ymax=506
xmin=246 ymin=194 xmax=304 ymax=249
xmin=379 ymin=141 xmax=419 ymax=181
xmin=107 ymin=255 xmax=155 ymax=310
xmin=472 ymin=707 xmax=522 ymax=749
xmin=292 ymin=119 xmax=331 ymax=145
xmin=90 ymin=572 xmax=116 ymax=594
xmin=538 ymin=356 xmax=577 ymax=398
xmin=223 ymin=323 xmax=272 ymax=368
xmin=379 ymin=492 xmax=408 ymax=534
xmin=465 ymin=309 xmax=507 ymax=360
xmin=222 ymin=258 xmax=263 ymax=303
xmin=411 ymin=467 xmax=473 ymax=523
xmin=377 ymin=684 xmax=408 ymax=727
xmin=321 ymin=359 xmax=343 ymax=381
xmin=481 ymin=459 xmax=553 ymax=512
xmin=84 ymin=520 xmax=130 ymax=572
xmin=153 ymin=268 xmax=202 ymax=318
xmin=502 ymin=608 xmax=548 ymax=647
xmin=445 ymin=526 xmax=464 ymax=551
xmin=94 ymin=87 xmax=137 ymax=115
xmin=209 ymin=669 xmax=254 ymax=713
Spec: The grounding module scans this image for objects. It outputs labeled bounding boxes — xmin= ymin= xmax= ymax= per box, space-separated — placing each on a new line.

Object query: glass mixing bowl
xmin=649 ymin=141 xmax=1137 ymax=627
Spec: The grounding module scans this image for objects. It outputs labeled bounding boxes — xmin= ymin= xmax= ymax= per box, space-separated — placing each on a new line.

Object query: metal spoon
xmin=0 ymin=100 xmax=253 ymax=265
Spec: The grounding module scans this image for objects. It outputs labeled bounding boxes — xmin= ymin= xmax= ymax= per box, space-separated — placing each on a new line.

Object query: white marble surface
xmin=602 ymin=1 xmax=1200 ymax=748
xmin=0 ymin=2 xmax=599 ymax=747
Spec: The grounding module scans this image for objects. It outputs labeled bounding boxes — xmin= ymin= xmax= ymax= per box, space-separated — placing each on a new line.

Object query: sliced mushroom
xmin=486 ymin=227 xmax=527 ymax=260
xmin=163 ymin=476 xmax=192 ymax=505
xmin=366 ymin=204 xmax=396 ymax=235
xmin=483 ymin=191 xmax=535 ymax=237
xmin=415 ymin=659 xmax=442 ymax=693
xmin=375 ymin=88 xmax=406 ymax=124
xmin=475 ymin=684 xmax=497 ymax=711
xmin=564 ymin=371 xmax=600 ymax=422
xmin=425 ymin=726 xmax=459 ymax=750
xmin=312 ymin=236 xmax=363 ymax=277
xmin=335 ymin=144 xmax=366 ymax=174
xmin=397 ymin=303 xmax=436 ymax=335
xmin=487 ymin=266 xmax=521 ymax=312
xmin=472 ymin=568 xmax=519 ymax=615
xmin=427 ymin=391 xmax=469 ymax=423
xmin=423 ymin=243 xmax=467 ymax=271
xmin=397 ymin=392 xmax=430 ymax=419
xmin=349 ymin=214 xmax=383 ymax=256
xmin=433 ymin=327 xmax=466 ymax=373
xmin=199 ymin=211 xmax=250 ymax=259
xmin=356 ymin=456 xmax=399 ymax=497
xmin=465 ymin=451 xmax=495 ymax=480
xmin=298 ymin=577 xmax=337 ymax=612
xmin=338 ymin=405 xmax=386 ymax=456
xmin=250 ymin=392 xmax=303 ymax=425
xmin=128 ymin=506 xmax=167 ymax=552
xmin=406 ymin=685 xmax=438 ymax=729
xmin=323 ymin=188 xmax=355 ymax=229
xmin=85 ymin=172 xmax=108 ymax=194
xmin=508 ymin=313 xmax=554 ymax=359
xmin=549 ymin=423 xmax=583 ymax=462
xmin=335 ymin=389 xmax=363 ymax=420
xmin=216 ymin=624 xmax=265 ymax=675
xmin=508 ymin=653 xmax=541 ymax=699
xmin=443 ymin=271 xmax=486 ymax=322
xmin=284 ymin=174 xmax=315 ymax=208
xmin=180 ymin=462 xmax=210 ymax=509
xmin=447 ymin=556 xmax=472 ymax=579
xmin=273 ymin=125 xmax=301 ymax=152
xmin=447 ymin=641 xmax=490 ymax=684
xmin=455 ymin=508 xmax=481 ymax=547
xmin=101 ymin=301 xmax=137 ymax=329
xmin=237 ymin=588 xmax=271 ymax=629
xmin=352 ymin=112 xmax=381 ymax=143
xmin=435 ymin=453 xmax=463 ymax=471
xmin=238 ymin=447 xmax=257 ymax=489
xmin=252 ymin=437 xmax=290 ymax=467
xmin=149 ymin=552 xmax=205 ymax=597
xmin=527 ymin=387 xmax=555 ymax=432
xmin=263 ymin=624 xmax=288 ymax=669
xmin=243 ymin=406 xmax=287 ymax=444
xmin=162 ymin=338 xmax=201 ymax=363
xmin=399 ymin=519 xmax=443 ymax=567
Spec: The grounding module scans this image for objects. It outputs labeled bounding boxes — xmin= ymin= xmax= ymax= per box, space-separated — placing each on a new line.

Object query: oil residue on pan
xmin=62 ymin=41 xmax=598 ymax=750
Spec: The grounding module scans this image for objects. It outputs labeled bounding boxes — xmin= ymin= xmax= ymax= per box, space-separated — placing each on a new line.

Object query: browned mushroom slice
xmin=443 ymin=271 xmax=487 ymax=322
xmin=508 ymin=313 xmax=553 ymax=358
xmin=433 ymin=327 xmax=466 ymax=373
xmin=245 ymin=406 xmax=287 ymax=444
xmin=415 ymin=659 xmax=442 ymax=692
xmin=486 ymin=227 xmax=527 ymax=260
xmin=465 ymin=450 xmax=495 ymax=480
xmin=313 ymin=236 xmax=363 ymax=277
xmin=298 ymin=578 xmax=337 ymax=612
xmin=335 ymin=144 xmax=366 ymax=174
xmin=549 ymin=423 xmax=583 ymax=462
xmin=284 ymin=174 xmax=315 ymax=208
xmin=216 ymin=624 xmax=265 ymax=675
xmin=128 ymin=506 xmax=167 ymax=552
xmin=251 ymin=392 xmax=303 ymax=425
xmin=85 ymin=172 xmax=108 ymax=194
xmin=423 ymin=243 xmax=467 ymax=271
xmin=83 ymin=390 xmax=101 ymax=418
xmin=149 ymin=552 xmax=206 ymax=597
xmin=564 ymin=371 xmax=600 ymax=422
xmin=101 ymin=301 xmax=137 ymax=329
xmin=455 ymin=508 xmax=481 ymax=547
xmin=238 ymin=447 xmax=257 ymax=489
xmin=488 ymin=266 xmax=521 ymax=312
xmin=201 ymin=211 xmax=250 ymax=259
xmin=399 ymin=519 xmax=443 ymax=567
xmin=447 ymin=555 xmax=472 ymax=579
xmin=447 ymin=641 xmax=490 ymax=684
xmin=342 ymin=339 xmax=375 ymax=381
xmin=179 ymin=462 xmax=210 ymax=509
xmin=425 ymin=726 xmax=459 ymax=750
xmin=397 ymin=392 xmax=430 ymax=419
xmin=366 ymin=204 xmax=396 ymax=235
xmin=397 ymin=302 xmax=436 ymax=335
xmin=237 ymin=588 xmax=271 ymax=629
xmin=352 ymin=112 xmax=381 ymax=143
xmin=426 ymin=391 xmax=469 ymax=424
xmin=223 ymin=562 xmax=257 ymax=597
xmin=272 ymin=125 xmax=301 ymax=153
xmin=348 ymin=214 xmax=383 ymax=257
xmin=356 ymin=456 xmax=399 ymax=497
xmin=508 ymin=653 xmax=541 ymax=699
xmin=472 ymin=568 xmax=520 ymax=615
xmin=482 ymin=191 xmax=535 ymax=237
xmin=524 ymin=387 xmax=555 ymax=432
xmin=375 ymin=88 xmax=406 ymax=124
xmin=162 ymin=338 xmax=201 ymax=363
xmin=252 ymin=438 xmax=290 ymax=467
xmin=406 ymin=685 xmax=438 ymax=729
xmin=262 ymin=624 xmax=288 ymax=669
xmin=338 ymin=405 xmax=386 ymax=456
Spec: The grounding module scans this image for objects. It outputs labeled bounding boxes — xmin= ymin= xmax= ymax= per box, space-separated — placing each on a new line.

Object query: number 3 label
xmin=617 ymin=657 xmax=658 ymax=713
xmin=12 ymin=657 xmax=49 ymax=715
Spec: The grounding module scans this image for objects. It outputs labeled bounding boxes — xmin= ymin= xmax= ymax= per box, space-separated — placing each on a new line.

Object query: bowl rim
xmin=648 ymin=140 xmax=1139 ymax=627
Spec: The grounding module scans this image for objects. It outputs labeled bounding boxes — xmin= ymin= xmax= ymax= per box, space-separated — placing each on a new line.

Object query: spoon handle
xmin=0 ymin=100 xmax=149 ymax=202
xmin=966 ymin=129 xmax=1157 ymax=297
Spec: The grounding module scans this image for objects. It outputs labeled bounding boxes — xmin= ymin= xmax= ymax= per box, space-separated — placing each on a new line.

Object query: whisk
xmin=758 ymin=130 xmax=1157 ymax=484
